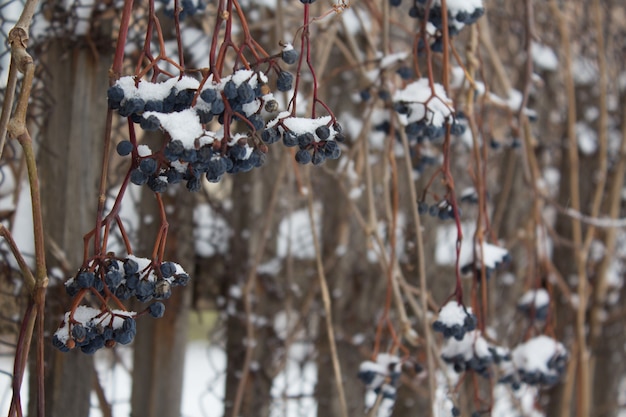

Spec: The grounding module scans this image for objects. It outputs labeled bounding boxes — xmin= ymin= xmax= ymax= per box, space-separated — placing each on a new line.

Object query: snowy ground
xmin=0 ymin=340 xmax=317 ymax=417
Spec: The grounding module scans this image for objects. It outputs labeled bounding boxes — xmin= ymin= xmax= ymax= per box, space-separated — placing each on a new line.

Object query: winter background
xmin=0 ymin=0 xmax=626 ymax=417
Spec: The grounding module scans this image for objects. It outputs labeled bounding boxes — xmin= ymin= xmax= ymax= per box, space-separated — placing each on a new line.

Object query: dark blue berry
xmin=295 ymin=149 xmax=312 ymax=164
xmin=200 ymin=88 xmax=217 ymax=103
xmin=186 ymin=177 xmax=202 ymax=192
xmin=130 ymin=169 xmax=149 ymax=186
xmin=283 ymin=131 xmax=298 ymax=147
xmin=116 ymin=140 xmax=133 ymax=156
xmin=105 ymin=270 xmax=123 ymax=289
xmin=229 ymin=145 xmax=248 ymax=160
xmin=281 ymin=48 xmax=298 ymax=65
xmin=173 ymin=273 xmax=190 ymax=286
xmin=165 ymin=140 xmax=185 ymax=160
xmin=160 ymin=262 xmax=177 ymax=278
xmin=72 ymin=324 xmax=87 ymax=341
xmin=262 ymin=128 xmax=280 ymax=144
xmin=237 ymin=83 xmax=255 ymax=103
xmin=139 ymin=158 xmax=158 ymax=175
xmin=76 ymin=271 xmax=95 ymax=288
xmin=396 ymin=66 xmax=413 ymax=79
xmin=148 ymin=176 xmax=168 ymax=193
xmin=107 ymin=85 xmax=125 ymax=109
xmin=144 ymin=100 xmax=164 ymax=112
xmin=315 ymin=125 xmax=330 ymax=140
xmin=248 ymin=114 xmax=265 ymax=131
xmin=52 ymin=335 xmax=70 ymax=352
xmin=148 ymin=302 xmax=166 ymax=318
xmin=298 ymin=132 xmax=315 ymax=148
xmin=276 ymin=71 xmax=294 ymax=92
xmin=211 ymin=98 xmax=225 ymax=115
xmin=223 ymin=81 xmax=238 ymax=100
xmin=312 ymin=151 xmax=325 ymax=165
xmin=124 ymin=258 xmax=139 ymax=275
xmin=140 ymin=115 xmax=161 ymax=131
xmin=118 ymin=98 xmax=145 ymax=117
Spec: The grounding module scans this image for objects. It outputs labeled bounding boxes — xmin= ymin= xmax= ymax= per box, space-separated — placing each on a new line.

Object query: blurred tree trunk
xmin=223 ymin=162 xmax=281 ymax=417
xmin=31 ymin=36 xmax=111 ymax=417
xmin=130 ymin=131 xmax=193 ymax=417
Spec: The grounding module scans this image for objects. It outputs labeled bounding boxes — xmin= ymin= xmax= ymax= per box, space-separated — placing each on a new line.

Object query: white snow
xmin=54 ymin=306 xmax=136 ymax=343
xmin=393 ymin=79 xmax=454 ymax=127
xmin=441 ymin=330 xmax=480 ymax=361
xmin=576 ymin=121 xmax=598 ymax=155
xmin=435 ymin=222 xmax=509 ymax=270
xmin=277 ymin=206 xmax=321 ymax=260
xmin=573 ymin=57 xmax=598 ymax=85
xmin=437 ymin=300 xmax=470 ymax=327
xmin=531 ymin=42 xmax=558 ymax=71
xmin=512 ymin=335 xmax=566 ymax=375
xmin=518 ymin=288 xmax=550 ymax=309
xmin=146 ymin=109 xmax=203 ymax=148
xmin=432 ymin=0 xmax=483 ymax=13
xmin=193 ymin=203 xmax=231 ymax=257
xmin=282 ymin=116 xmax=332 ymax=137
xmin=379 ymin=51 xmax=410 ymax=69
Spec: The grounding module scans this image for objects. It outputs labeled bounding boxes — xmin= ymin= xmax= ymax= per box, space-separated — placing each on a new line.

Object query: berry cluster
xmin=108 ymin=72 xmax=277 ymax=189
xmin=517 ymin=288 xmax=550 ymax=320
xmin=441 ymin=330 xmax=511 ymax=377
xmin=459 ymin=187 xmax=480 ymax=204
xmin=406 ymin=0 xmax=485 ymax=37
xmin=507 ymin=336 xmax=568 ymax=387
xmin=401 ymin=114 xmax=466 ymax=143
xmin=265 ymin=113 xmax=344 ymax=165
xmin=459 ymin=242 xmax=511 ymax=280
xmin=358 ymin=353 xmax=402 ymax=405
xmin=53 ymin=255 xmax=190 ymax=353
xmin=109 ymin=67 xmax=343 ymax=189
xmin=393 ymin=79 xmax=458 ymax=143
xmin=432 ymin=300 xmax=477 ymax=340
xmin=418 ymin=199 xmax=459 ymax=220
xmin=52 ymin=307 xmax=137 ymax=354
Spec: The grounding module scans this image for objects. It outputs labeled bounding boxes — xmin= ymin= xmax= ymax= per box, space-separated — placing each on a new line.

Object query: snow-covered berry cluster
xmin=407 ymin=0 xmax=484 ymax=37
xmin=109 ymin=67 xmax=343 ymax=190
xmin=53 ymin=255 xmax=190 ymax=353
xmin=502 ymin=336 xmax=567 ymax=387
xmin=441 ymin=330 xmax=511 ymax=377
xmin=64 ymin=255 xmax=188 ymax=302
xmin=52 ymin=307 xmax=137 ymax=354
xmin=393 ymin=79 xmax=462 ymax=143
xmin=358 ymin=353 xmax=401 ymax=414
xmin=517 ymin=288 xmax=550 ymax=320
xmin=459 ymin=241 xmax=511 ymax=280
xmin=432 ymin=300 xmax=477 ymax=340
xmin=266 ymin=112 xmax=344 ymax=165
xmin=459 ymin=187 xmax=480 ymax=204
xmin=418 ymin=199 xmax=459 ymax=220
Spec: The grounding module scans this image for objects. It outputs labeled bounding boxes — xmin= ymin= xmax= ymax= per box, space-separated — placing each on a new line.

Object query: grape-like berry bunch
xmin=53 ymin=255 xmax=190 ymax=353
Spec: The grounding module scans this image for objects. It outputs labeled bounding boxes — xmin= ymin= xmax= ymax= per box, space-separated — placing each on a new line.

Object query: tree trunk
xmin=130 ymin=131 xmax=193 ymax=417
xmin=32 ymin=38 xmax=111 ymax=417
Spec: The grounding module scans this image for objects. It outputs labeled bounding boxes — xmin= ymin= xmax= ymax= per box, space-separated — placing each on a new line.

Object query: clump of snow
xmin=511 ymin=335 xmax=567 ymax=386
xmin=518 ymin=288 xmax=550 ymax=309
xmin=531 ymin=42 xmax=559 ymax=71
xmin=576 ymin=121 xmax=598 ymax=155
xmin=393 ymin=79 xmax=454 ymax=127
xmin=147 ymin=108 xmax=203 ymax=148
xmin=54 ymin=306 xmax=136 ymax=343
xmin=437 ymin=301 xmax=470 ymax=327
